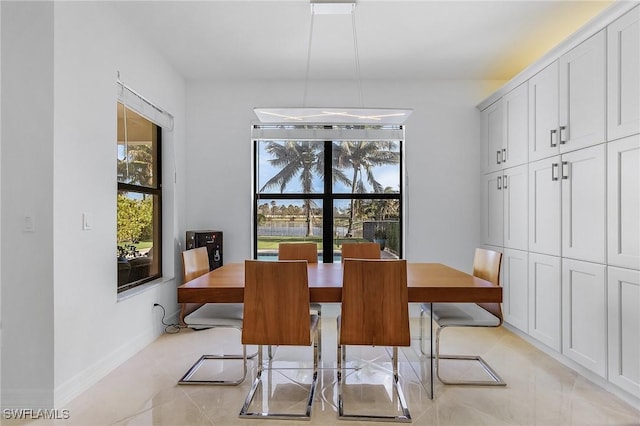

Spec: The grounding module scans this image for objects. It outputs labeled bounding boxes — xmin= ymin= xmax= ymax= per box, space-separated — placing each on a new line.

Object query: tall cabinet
xmin=479 ymin=4 xmax=640 ymax=399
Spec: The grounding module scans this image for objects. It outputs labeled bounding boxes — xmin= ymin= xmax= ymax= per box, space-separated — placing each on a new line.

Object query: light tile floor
xmin=7 ymin=304 xmax=640 ymax=425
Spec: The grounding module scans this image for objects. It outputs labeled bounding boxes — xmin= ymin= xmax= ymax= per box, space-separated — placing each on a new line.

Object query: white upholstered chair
xmin=419 ymin=248 xmax=506 ymax=386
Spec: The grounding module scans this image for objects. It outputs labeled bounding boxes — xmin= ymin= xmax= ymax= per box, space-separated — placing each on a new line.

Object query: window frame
xmin=252 ymin=125 xmax=404 ymax=262
xmin=117 ymin=103 xmax=163 ymax=293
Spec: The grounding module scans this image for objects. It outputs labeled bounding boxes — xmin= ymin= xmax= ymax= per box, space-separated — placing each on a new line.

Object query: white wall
xmin=1 ymin=1 xmax=187 ymax=408
xmin=51 ymin=2 xmax=187 ymax=407
xmin=1 ymin=1 xmax=55 ymax=408
xmin=186 ymin=78 xmax=496 ymax=272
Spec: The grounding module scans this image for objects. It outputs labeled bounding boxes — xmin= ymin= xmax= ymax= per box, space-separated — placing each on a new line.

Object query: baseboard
xmin=53 ymin=327 xmax=161 ymax=409
xmin=503 ymin=323 xmax=640 ymax=411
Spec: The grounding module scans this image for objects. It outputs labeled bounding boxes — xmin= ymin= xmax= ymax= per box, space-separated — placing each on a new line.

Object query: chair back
xmin=341 ymin=242 xmax=381 ymax=262
xmin=278 ymin=242 xmax=318 ymax=263
xmin=472 ymin=248 xmax=503 ymax=322
xmin=182 ymin=247 xmax=210 ymax=282
xmin=340 ymin=259 xmax=410 ymax=347
xmin=242 ymin=260 xmax=312 ymax=346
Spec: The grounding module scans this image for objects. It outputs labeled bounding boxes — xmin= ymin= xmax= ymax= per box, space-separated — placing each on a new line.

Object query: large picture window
xmin=117 ymin=103 xmax=162 ymax=292
xmin=253 ymin=125 xmax=403 ymax=262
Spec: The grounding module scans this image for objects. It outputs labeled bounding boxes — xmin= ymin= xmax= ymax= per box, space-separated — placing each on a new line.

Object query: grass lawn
xmin=257 ymin=236 xmax=367 ymax=250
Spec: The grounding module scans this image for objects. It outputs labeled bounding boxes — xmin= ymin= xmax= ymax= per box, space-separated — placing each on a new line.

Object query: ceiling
xmin=112 ymin=0 xmax=614 ymax=82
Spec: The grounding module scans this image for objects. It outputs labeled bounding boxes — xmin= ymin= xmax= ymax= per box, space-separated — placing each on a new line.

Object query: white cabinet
xmin=559 ymin=30 xmax=606 ymax=153
xmin=528 ymin=253 xmax=561 ymax=351
xmin=561 ymin=144 xmax=606 ymax=264
xmin=608 ymin=6 xmax=640 ymax=141
xmin=481 ymin=171 xmax=504 ymax=247
xmin=479 ymin=2 xmax=640 ymax=401
xmin=562 ymin=258 xmax=607 ymax=377
xmin=502 ymin=82 xmax=529 ymax=167
xmin=503 ymin=164 xmax=528 ymax=250
xmin=529 ymin=61 xmax=559 ymax=162
xmin=481 ymin=100 xmax=504 ymax=173
xmin=528 ymin=156 xmax=561 ymax=256
xmin=502 ymin=248 xmax=528 ymax=332
xmin=608 ymin=136 xmax=640 ymax=270
xmin=607 ymin=266 xmax=640 ymax=398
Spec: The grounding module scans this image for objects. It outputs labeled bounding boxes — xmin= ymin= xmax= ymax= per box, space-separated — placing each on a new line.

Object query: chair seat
xmin=184 ymin=303 xmax=243 ymax=328
xmin=421 ymin=303 xmax=500 ymax=327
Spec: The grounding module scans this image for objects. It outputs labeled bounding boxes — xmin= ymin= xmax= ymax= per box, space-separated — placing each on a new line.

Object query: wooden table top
xmin=178 ymin=262 xmax=502 ymax=304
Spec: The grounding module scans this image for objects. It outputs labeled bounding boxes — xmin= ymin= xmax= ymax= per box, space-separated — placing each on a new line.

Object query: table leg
xmin=430 ymin=302 xmax=434 ymax=399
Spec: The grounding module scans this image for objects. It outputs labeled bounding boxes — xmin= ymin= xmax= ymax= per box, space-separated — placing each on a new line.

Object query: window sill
xmin=117 ymin=276 xmax=175 ymax=302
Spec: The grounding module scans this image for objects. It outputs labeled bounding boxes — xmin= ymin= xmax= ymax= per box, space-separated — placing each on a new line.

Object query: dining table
xmin=177 ymin=261 xmax=502 ymax=398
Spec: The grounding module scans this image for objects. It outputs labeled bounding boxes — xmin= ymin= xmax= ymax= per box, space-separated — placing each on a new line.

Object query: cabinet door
xmin=528 ymin=156 xmax=561 ymax=256
xmin=608 ymin=136 xmax=640 ymax=270
xmin=481 ymin=100 xmax=504 ymax=173
xmin=503 ymin=82 xmax=528 ymax=167
xmin=561 ymin=144 xmax=606 ymax=264
xmin=503 ymin=248 xmax=528 ymax=332
xmin=482 ymin=171 xmax=504 ymax=247
xmin=559 ymin=30 xmax=606 ymax=153
xmin=608 ymin=6 xmax=640 ymax=141
xmin=528 ymin=253 xmax=561 ymax=351
xmin=608 ymin=266 xmax=640 ymax=398
xmin=529 ymin=61 xmax=559 ymax=162
xmin=562 ymin=258 xmax=607 ymax=377
xmin=503 ymin=164 xmax=528 ymax=250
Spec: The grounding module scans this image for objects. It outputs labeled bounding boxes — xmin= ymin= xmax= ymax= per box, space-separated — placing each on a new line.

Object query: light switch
xmin=23 ymin=214 xmax=35 ymax=232
xmin=82 ymin=212 xmax=92 ymax=230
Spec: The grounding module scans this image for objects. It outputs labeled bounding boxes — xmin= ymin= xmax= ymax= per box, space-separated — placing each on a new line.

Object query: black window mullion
xmin=322 ymin=140 xmax=333 ymax=263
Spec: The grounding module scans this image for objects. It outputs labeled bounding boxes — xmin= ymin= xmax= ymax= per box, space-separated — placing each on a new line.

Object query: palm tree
xmin=333 ymin=141 xmax=400 ymax=236
xmin=260 ymin=141 xmax=350 ymax=236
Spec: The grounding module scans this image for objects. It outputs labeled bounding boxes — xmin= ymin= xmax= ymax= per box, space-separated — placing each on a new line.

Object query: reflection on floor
xmin=9 ymin=304 xmax=640 ymax=425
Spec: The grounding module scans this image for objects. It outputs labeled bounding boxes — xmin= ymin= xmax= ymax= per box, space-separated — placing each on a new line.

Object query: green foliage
xmin=386 ymin=222 xmax=400 ymax=254
xmin=117 ymin=193 xmax=153 ymax=243
xmin=117 ymin=144 xmax=154 ymax=186
xmin=374 ymin=226 xmax=388 ymax=239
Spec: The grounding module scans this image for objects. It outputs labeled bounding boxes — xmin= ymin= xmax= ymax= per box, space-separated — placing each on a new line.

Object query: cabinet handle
xmin=503 ymin=174 xmax=508 ymax=189
xmin=496 ymin=150 xmax=502 ymax=165
xmin=502 ymin=148 xmax=507 ymax=163
xmin=551 ymin=163 xmax=559 ymax=181
xmin=550 ymin=129 xmax=557 ymax=148
xmin=497 ymin=175 xmax=502 ymax=190
xmin=559 ymin=126 xmax=567 ymax=145
xmin=561 ymin=161 xmax=569 ymax=179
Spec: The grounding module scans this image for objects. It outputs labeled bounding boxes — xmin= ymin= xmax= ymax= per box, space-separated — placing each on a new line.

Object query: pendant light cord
xmin=303 ymin=7 xmax=316 ymax=108
xmin=352 ymin=6 xmax=364 ymax=107
xmin=303 ymin=2 xmax=362 ymax=108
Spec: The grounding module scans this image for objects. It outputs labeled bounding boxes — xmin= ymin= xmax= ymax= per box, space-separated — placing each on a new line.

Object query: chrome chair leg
xmin=178 ymin=326 xmax=256 ymax=385
xmin=239 ymin=330 xmax=319 ymax=419
xmin=337 ymin=345 xmax=411 ymax=422
xmin=435 ymin=326 xmax=506 ymax=386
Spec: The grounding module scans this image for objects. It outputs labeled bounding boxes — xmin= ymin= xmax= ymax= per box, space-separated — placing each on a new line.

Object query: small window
xmin=117 ymin=103 xmax=162 ymax=292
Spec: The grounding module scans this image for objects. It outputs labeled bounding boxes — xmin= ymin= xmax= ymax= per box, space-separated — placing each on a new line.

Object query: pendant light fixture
xmin=254 ymin=0 xmax=412 ymax=125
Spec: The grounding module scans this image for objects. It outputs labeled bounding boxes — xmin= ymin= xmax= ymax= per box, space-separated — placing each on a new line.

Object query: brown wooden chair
xmin=338 ymin=259 xmax=411 ymax=422
xmin=420 ymin=248 xmax=506 ymax=386
xmin=278 ymin=242 xmax=318 ymax=263
xmin=178 ymin=247 xmax=249 ymax=385
xmin=239 ymin=260 xmax=319 ymax=420
xmin=340 ymin=242 xmax=381 ymax=261
xmin=277 ymin=242 xmax=322 ymax=358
